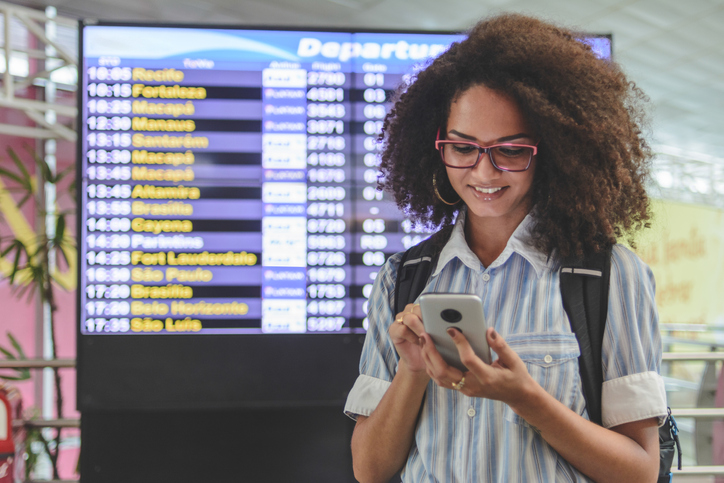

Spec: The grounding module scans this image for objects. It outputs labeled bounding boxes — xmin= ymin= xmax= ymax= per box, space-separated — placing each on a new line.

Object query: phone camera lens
xmin=440 ymin=309 xmax=462 ymax=323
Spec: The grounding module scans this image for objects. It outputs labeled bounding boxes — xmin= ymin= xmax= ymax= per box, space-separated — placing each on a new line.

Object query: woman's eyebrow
xmin=448 ymin=129 xmax=533 ymax=143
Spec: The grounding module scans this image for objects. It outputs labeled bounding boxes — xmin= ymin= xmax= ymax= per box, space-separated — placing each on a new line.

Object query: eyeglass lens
xmin=440 ymin=143 xmax=533 ymax=171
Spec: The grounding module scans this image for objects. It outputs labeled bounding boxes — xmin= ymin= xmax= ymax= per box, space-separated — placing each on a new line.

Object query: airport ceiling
xmin=8 ymin=0 xmax=724 ymax=167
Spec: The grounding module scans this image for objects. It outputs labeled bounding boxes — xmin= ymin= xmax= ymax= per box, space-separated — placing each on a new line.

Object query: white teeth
xmin=474 ymin=187 xmax=502 ymax=194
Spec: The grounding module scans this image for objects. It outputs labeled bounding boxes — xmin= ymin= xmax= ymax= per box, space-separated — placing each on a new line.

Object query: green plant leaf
xmin=4 ymin=147 xmax=36 ymax=209
xmin=55 ymin=214 xmax=66 ymax=242
xmin=8 ymin=332 xmax=26 ymax=359
xmin=0 ymin=238 xmax=20 ymax=258
xmin=7 ymin=147 xmax=32 ymax=188
xmin=36 ymin=157 xmax=53 ymax=184
xmin=18 ymin=282 xmax=35 ymax=303
xmin=18 ymin=192 xmax=33 ymax=208
xmin=0 ymin=368 xmax=31 ymax=380
xmin=0 ymin=375 xmax=25 ymax=380
xmin=24 ymin=144 xmax=45 ymax=167
xmin=9 ymin=241 xmax=24 ymax=284
xmin=68 ymin=178 xmax=76 ymax=202
xmin=0 ymin=333 xmax=30 ymax=381
xmin=0 ymin=165 xmax=23 ymax=184
xmin=0 ymin=369 xmax=30 ymax=381
xmin=0 ymin=346 xmax=17 ymax=360
xmin=56 ymin=242 xmax=71 ymax=270
xmin=54 ymin=164 xmax=75 ymax=184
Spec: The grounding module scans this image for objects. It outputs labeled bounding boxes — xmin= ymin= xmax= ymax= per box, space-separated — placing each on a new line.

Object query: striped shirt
xmin=344 ymin=209 xmax=668 ymax=482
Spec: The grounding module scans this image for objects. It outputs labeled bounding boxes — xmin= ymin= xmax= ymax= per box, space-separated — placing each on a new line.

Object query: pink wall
xmin=0 ymin=85 xmax=79 ymax=478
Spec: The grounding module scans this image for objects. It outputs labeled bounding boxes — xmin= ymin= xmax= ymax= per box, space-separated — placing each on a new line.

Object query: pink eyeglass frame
xmin=434 ymin=128 xmax=539 ymax=172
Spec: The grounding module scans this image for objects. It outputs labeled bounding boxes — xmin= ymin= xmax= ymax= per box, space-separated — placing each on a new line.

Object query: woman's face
xmin=443 ymin=84 xmax=537 ymax=228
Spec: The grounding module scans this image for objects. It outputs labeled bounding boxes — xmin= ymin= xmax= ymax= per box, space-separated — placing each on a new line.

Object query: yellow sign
xmin=634 ymin=200 xmax=724 ymax=328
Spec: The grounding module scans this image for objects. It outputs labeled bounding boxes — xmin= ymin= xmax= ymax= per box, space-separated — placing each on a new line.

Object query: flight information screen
xmin=79 ymin=26 xmax=611 ymax=336
xmin=79 ymin=26 xmax=469 ymax=335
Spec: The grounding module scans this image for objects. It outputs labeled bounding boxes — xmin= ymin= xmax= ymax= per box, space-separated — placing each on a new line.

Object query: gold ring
xmin=451 ymin=376 xmax=465 ymax=391
xmin=395 ymin=315 xmax=404 ymax=324
xmin=407 ymin=305 xmax=416 ymax=314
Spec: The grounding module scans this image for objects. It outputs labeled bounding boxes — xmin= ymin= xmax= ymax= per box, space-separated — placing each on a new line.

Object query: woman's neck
xmin=464 ymin=211 xmax=528 ymax=268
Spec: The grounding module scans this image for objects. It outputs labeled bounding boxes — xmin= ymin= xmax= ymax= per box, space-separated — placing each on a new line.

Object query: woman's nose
xmin=471 ymin=151 xmax=503 ymax=180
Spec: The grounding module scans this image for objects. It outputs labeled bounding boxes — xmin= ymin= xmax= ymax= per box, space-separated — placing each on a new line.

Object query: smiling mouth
xmin=473 ymin=186 xmax=503 ymax=194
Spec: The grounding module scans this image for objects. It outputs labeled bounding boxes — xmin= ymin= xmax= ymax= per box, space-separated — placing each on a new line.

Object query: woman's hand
xmin=389 ymin=303 xmax=428 ymax=374
xmin=420 ymin=327 xmax=536 ymax=410
xmin=420 ymin=328 xmax=661 ymax=483
xmin=352 ymin=302 xmax=432 ymax=483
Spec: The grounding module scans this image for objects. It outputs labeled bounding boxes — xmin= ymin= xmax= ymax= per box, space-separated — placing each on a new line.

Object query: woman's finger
xmin=447 ymin=327 xmax=490 ymax=376
xmin=400 ymin=303 xmax=425 ymax=336
xmin=404 ymin=302 xmax=421 ymax=317
xmin=391 ymin=303 xmax=424 ymax=332
xmin=390 ymin=318 xmax=422 ymax=347
xmin=420 ymin=334 xmax=463 ymax=387
xmin=485 ymin=328 xmax=525 ymax=372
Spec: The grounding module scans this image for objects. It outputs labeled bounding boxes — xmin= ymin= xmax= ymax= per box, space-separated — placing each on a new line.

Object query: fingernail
xmin=447 ymin=328 xmax=458 ymax=337
xmin=419 ymin=337 xmax=425 ymax=347
xmin=490 ymin=329 xmax=498 ymax=340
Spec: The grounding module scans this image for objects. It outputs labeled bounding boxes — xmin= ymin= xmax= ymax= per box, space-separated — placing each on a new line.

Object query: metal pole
xmin=38 ymin=6 xmax=58 ymax=479
xmin=3 ymin=5 xmax=13 ymax=99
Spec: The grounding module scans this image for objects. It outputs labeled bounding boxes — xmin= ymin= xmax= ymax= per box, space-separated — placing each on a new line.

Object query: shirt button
xmin=544 ymin=355 xmax=553 ymax=364
xmin=467 ymin=407 xmax=476 ymax=418
xmin=482 ymin=273 xmax=491 ymax=282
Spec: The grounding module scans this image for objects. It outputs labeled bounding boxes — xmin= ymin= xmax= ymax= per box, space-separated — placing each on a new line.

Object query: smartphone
xmin=419 ymin=293 xmax=492 ymax=371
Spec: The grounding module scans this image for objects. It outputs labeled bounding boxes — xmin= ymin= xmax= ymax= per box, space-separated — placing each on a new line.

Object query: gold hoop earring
xmin=432 ymin=173 xmax=460 ymax=206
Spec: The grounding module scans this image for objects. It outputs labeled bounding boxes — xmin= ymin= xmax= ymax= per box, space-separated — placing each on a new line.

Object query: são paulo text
xmin=132 ymin=267 xmax=213 ymax=282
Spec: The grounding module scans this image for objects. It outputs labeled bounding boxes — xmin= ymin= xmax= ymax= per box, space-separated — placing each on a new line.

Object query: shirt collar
xmin=432 ymin=207 xmax=553 ymax=278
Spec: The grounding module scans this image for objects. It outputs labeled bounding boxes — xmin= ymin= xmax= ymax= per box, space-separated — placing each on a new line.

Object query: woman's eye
xmin=495 ymin=146 xmax=526 ymax=157
xmin=451 ymin=144 xmax=477 ymax=155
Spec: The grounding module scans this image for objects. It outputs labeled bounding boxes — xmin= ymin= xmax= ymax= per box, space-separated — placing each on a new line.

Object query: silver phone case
xmin=419 ymin=293 xmax=492 ymax=371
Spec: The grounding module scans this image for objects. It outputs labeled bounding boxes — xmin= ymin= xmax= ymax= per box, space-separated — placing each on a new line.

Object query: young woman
xmin=344 ymin=14 xmax=668 ymax=483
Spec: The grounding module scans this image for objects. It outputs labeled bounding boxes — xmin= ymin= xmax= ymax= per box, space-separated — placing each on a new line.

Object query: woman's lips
xmin=470 ymin=185 xmax=507 ymax=200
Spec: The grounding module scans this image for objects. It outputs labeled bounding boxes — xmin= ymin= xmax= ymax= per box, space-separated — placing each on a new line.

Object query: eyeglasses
xmin=435 ymin=129 xmax=538 ymax=172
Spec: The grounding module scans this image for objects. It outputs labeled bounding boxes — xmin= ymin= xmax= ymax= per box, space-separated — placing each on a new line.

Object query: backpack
xmin=394 ymin=232 xmax=682 ymax=483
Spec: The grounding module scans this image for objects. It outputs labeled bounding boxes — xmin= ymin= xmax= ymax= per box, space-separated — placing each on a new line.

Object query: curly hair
xmin=378 ymin=13 xmax=652 ymax=258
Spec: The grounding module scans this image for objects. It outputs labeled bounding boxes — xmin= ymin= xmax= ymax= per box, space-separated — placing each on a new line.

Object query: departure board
xmin=79 ymin=26 xmax=611 ymax=337
xmin=79 ymin=26 xmax=468 ymax=336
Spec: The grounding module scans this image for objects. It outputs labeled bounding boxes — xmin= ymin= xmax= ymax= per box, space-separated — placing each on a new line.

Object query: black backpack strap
xmin=658 ymin=407 xmax=682 ymax=481
xmin=559 ymin=246 xmax=612 ymax=426
xmin=561 ymin=247 xmax=682 ymax=480
xmin=394 ymin=228 xmax=451 ymax=315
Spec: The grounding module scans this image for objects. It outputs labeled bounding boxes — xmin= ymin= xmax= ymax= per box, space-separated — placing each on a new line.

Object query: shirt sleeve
xmin=343 ymin=252 xmax=403 ymax=420
xmin=601 ymin=245 xmax=668 ymax=428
